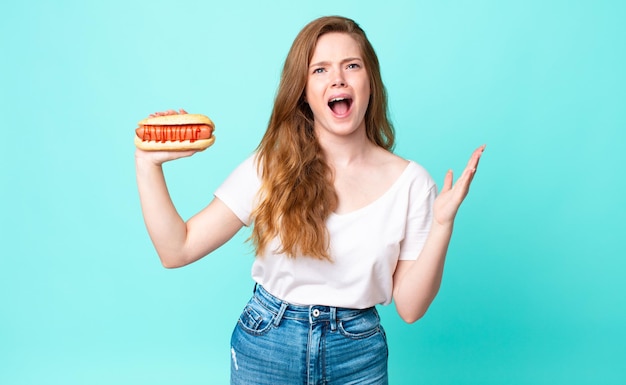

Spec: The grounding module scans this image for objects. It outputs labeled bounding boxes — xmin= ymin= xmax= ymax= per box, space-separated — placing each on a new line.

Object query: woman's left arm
xmin=392 ymin=145 xmax=486 ymax=323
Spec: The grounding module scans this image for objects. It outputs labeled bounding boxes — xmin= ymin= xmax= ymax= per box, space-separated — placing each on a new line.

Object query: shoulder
xmin=376 ymin=149 xmax=434 ymax=188
xmin=403 ymin=161 xmax=437 ymax=204
xmin=216 ymin=152 xmax=261 ymax=193
xmin=369 ymin=147 xmax=410 ymax=180
xmin=405 ymin=160 xmax=434 ymax=182
xmin=380 ymin=151 xmax=437 ymax=201
xmin=227 ymin=152 xmax=261 ymax=178
xmin=214 ymin=152 xmax=262 ymax=226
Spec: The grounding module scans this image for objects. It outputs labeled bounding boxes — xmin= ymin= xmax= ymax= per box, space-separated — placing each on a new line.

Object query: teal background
xmin=1 ymin=0 xmax=625 ymax=384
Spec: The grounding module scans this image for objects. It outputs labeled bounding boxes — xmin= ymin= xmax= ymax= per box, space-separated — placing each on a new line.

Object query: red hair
xmin=251 ymin=16 xmax=395 ymax=260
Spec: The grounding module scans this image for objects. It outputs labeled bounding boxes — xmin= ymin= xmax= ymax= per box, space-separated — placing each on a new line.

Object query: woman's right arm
xmin=135 ymin=147 xmax=244 ymax=268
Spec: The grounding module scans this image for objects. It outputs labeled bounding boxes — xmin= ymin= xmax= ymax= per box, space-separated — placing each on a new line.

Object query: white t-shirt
xmin=214 ymin=154 xmax=436 ymax=309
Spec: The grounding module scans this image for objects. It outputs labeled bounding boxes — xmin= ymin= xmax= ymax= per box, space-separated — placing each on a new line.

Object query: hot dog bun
xmin=135 ymin=113 xmax=215 ymax=151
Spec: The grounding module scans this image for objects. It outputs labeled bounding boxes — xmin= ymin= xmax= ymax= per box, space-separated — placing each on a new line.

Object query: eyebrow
xmin=309 ymin=57 xmax=363 ymax=68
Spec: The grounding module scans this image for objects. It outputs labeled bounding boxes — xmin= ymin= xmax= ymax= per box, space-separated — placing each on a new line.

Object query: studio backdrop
xmin=1 ymin=1 xmax=624 ymax=384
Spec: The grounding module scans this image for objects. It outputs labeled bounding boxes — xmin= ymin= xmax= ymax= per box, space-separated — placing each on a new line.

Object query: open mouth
xmin=328 ymin=97 xmax=353 ymax=116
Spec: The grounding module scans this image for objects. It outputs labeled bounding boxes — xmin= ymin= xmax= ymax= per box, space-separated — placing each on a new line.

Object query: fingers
xmin=443 ymin=144 xmax=485 ymax=194
xmin=148 ymin=109 xmax=188 ymax=118
xmin=460 ymin=144 xmax=486 ymax=189
xmin=458 ymin=144 xmax=485 ymax=182
xmin=442 ymin=169 xmax=453 ymax=192
xmin=467 ymin=144 xmax=486 ymax=171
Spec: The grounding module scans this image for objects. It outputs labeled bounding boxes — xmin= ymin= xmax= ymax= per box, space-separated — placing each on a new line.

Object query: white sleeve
xmin=398 ymin=172 xmax=437 ymax=261
xmin=214 ymin=154 xmax=261 ymax=226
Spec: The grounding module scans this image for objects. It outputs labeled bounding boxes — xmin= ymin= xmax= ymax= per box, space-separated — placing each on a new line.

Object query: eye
xmin=313 ymin=67 xmax=326 ymax=74
xmin=347 ymin=63 xmax=361 ymax=70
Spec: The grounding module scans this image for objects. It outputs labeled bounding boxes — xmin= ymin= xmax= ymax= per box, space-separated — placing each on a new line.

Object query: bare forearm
xmin=135 ymin=157 xmax=189 ymax=266
xmin=393 ymin=145 xmax=485 ymax=323
xmin=393 ymin=222 xmax=453 ymax=323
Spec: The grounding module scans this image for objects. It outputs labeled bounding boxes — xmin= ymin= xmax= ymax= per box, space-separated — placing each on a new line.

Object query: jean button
xmin=312 ymin=309 xmax=320 ymax=317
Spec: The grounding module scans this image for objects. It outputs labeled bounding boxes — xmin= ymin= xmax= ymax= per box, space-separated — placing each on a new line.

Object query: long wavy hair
xmin=251 ymin=16 xmax=395 ymax=260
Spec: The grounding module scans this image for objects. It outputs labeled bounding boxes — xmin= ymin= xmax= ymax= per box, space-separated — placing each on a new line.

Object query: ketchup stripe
xmin=140 ymin=124 xmax=210 ymax=142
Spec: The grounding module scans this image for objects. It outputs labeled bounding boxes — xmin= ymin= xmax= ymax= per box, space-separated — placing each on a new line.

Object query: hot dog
xmin=135 ymin=113 xmax=215 ymax=151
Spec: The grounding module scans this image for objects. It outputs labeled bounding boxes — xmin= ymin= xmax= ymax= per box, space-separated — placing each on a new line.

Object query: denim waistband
xmin=252 ymin=284 xmax=376 ymax=330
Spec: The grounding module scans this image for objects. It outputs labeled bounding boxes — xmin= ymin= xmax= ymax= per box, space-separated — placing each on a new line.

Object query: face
xmin=305 ymin=32 xmax=371 ymax=142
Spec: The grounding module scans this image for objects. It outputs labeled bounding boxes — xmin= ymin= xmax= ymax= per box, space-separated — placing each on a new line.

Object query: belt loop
xmin=253 ymin=282 xmax=258 ymax=294
xmin=330 ymin=307 xmax=337 ymax=331
xmin=273 ymin=301 xmax=288 ymax=327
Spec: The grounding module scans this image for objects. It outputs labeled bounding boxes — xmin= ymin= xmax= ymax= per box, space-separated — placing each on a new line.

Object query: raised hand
xmin=433 ymin=145 xmax=485 ymax=226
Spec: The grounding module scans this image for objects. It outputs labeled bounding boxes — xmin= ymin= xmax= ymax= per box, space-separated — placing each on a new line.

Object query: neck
xmin=316 ymin=130 xmax=376 ymax=168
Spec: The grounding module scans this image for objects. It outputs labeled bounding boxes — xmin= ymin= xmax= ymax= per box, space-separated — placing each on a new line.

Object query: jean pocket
xmin=237 ymin=299 xmax=275 ymax=336
xmin=338 ymin=309 xmax=381 ymax=340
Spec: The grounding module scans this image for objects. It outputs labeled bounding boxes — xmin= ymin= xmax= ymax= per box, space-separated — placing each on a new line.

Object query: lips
xmin=328 ymin=96 xmax=353 ymax=116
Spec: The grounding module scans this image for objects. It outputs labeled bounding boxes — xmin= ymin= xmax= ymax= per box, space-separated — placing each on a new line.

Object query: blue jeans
xmin=230 ymin=285 xmax=388 ymax=385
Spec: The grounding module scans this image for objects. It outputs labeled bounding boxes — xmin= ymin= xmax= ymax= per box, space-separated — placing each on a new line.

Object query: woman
xmin=136 ymin=16 xmax=484 ymax=385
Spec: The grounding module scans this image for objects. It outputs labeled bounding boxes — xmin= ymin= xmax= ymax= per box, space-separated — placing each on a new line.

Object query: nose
xmin=332 ymin=71 xmax=347 ymax=87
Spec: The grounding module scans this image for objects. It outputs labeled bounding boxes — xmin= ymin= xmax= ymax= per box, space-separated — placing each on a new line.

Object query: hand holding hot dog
xmin=134 ymin=109 xmax=215 ymax=165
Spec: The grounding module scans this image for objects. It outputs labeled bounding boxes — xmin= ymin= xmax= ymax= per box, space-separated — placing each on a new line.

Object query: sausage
xmin=135 ymin=124 xmax=214 ymax=143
